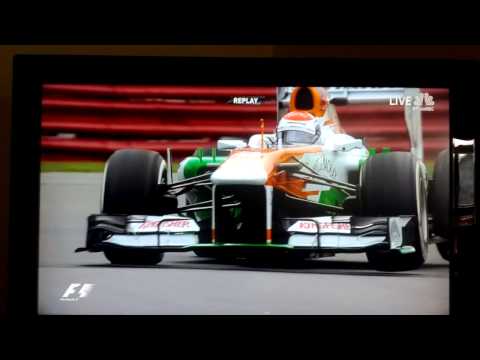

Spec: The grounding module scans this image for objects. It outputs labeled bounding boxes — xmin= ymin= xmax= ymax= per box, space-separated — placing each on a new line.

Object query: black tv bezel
xmin=8 ymin=55 xmax=478 ymax=319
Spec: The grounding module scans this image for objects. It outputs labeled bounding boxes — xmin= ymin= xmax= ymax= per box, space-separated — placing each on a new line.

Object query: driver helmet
xmin=277 ymin=111 xmax=321 ymax=147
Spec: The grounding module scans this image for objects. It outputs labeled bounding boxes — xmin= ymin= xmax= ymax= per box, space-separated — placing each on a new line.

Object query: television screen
xmin=38 ymin=85 xmax=450 ymax=315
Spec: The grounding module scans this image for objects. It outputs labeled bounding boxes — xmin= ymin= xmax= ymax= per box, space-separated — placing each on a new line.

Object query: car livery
xmin=77 ymin=87 xmax=451 ymax=271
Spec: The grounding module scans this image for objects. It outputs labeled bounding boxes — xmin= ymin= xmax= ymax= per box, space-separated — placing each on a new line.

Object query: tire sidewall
xmin=361 ymin=152 xmax=428 ymax=270
xmin=430 ymin=149 xmax=450 ymax=239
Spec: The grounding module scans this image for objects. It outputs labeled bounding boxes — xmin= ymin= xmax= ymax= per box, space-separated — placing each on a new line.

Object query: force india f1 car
xmin=76 ymin=87 xmax=452 ymax=271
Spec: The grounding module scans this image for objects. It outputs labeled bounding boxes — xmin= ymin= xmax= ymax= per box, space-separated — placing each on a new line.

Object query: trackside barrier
xmin=41 ymin=86 xmax=449 ymax=161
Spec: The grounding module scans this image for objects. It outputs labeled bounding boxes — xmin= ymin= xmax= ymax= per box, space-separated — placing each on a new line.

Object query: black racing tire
xmin=361 ymin=152 xmax=429 ymax=271
xmin=104 ymin=248 xmax=164 ymax=265
xmin=431 ymin=149 xmax=450 ymax=238
xmin=430 ymin=149 xmax=451 ymax=261
xmin=102 ymin=149 xmax=173 ymax=215
xmin=436 ymin=241 xmax=451 ymax=262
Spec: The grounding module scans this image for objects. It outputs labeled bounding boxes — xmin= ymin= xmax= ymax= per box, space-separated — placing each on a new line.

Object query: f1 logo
xmin=60 ymin=283 xmax=95 ymax=301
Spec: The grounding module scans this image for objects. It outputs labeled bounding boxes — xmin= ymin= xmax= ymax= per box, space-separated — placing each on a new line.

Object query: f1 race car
xmin=76 ymin=87 xmax=452 ymax=271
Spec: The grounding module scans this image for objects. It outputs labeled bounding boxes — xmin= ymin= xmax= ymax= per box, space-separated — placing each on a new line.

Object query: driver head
xmin=277 ymin=111 xmax=321 ymax=147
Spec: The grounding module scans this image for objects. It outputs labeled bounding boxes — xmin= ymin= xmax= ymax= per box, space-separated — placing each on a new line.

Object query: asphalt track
xmin=38 ymin=173 xmax=449 ymax=315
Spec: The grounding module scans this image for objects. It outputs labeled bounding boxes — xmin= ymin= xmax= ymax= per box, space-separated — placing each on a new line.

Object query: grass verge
xmin=41 ymin=161 xmax=106 ymax=172
xmin=41 ymin=161 xmax=181 ymax=173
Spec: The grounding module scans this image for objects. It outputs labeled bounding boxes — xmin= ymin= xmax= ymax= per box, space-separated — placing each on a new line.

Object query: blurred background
xmin=278 ymin=87 xmax=449 ymax=174
xmin=41 ymin=85 xmax=277 ymax=170
xmin=40 ymin=85 xmax=448 ymax=173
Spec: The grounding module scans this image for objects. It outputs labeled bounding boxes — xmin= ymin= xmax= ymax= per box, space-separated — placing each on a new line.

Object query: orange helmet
xmin=289 ymin=87 xmax=329 ymax=117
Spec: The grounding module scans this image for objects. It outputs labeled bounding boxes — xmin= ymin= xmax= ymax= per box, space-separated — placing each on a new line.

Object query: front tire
xmin=102 ymin=149 xmax=176 ymax=215
xmin=101 ymin=149 xmax=176 ymax=265
xmin=361 ymin=152 xmax=429 ymax=271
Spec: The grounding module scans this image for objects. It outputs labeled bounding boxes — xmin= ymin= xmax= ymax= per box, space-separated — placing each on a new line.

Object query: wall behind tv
xmin=2 ymin=44 xmax=480 ymax=317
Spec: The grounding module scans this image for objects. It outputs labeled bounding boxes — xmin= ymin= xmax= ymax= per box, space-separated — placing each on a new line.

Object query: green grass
xmin=41 ymin=161 xmax=106 ymax=172
xmin=41 ymin=161 xmax=181 ymax=173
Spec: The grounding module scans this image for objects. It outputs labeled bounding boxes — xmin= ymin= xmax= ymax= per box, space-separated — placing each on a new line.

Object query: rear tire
xmin=436 ymin=241 xmax=451 ymax=262
xmin=361 ymin=152 xmax=429 ymax=271
xmin=104 ymin=248 xmax=164 ymax=265
xmin=430 ymin=149 xmax=451 ymax=261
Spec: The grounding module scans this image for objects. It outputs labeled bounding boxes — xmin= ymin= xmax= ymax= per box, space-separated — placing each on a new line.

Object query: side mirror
xmin=217 ymin=138 xmax=247 ymax=151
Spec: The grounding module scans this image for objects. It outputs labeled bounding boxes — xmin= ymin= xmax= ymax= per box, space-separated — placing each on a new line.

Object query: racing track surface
xmin=38 ymin=173 xmax=449 ymax=315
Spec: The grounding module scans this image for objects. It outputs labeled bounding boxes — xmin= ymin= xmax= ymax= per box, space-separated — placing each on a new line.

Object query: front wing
xmin=77 ymin=214 xmax=418 ymax=255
